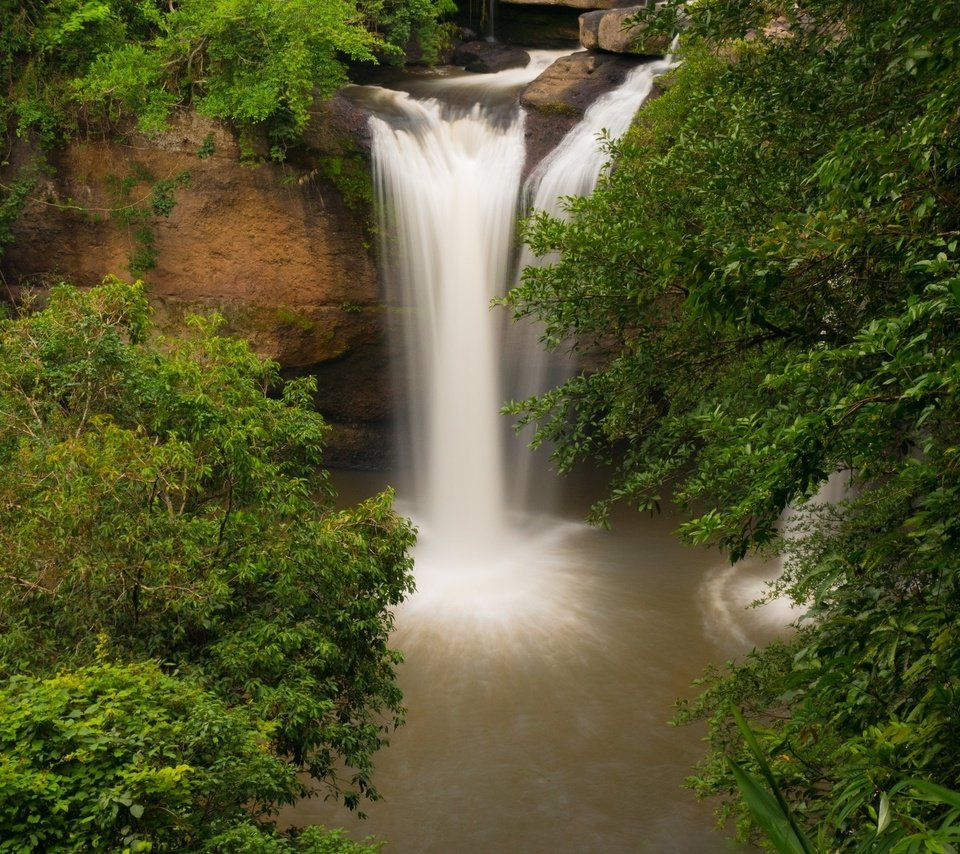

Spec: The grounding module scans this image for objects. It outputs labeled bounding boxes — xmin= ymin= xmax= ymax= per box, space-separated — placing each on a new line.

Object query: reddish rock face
xmin=2 ymin=111 xmax=393 ymax=467
xmin=519 ymin=51 xmax=652 ymax=173
xmin=1 ymin=56 xmax=659 ymax=467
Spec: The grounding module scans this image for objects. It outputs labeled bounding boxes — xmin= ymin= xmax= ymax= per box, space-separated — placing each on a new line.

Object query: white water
xmin=523 ymin=54 xmax=677 ymax=222
xmin=370 ymin=53 xmax=681 ymax=584
xmin=367 ymin=52 xmax=578 ymax=578
xmin=371 ymin=96 xmax=526 ymax=563
xmin=293 ymin=52 xmax=789 ymax=852
xmin=506 ymin=55 xmax=680 ymax=503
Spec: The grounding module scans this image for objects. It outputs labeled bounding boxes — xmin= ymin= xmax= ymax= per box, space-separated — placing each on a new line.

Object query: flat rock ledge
xmin=520 ymin=51 xmax=646 ymax=115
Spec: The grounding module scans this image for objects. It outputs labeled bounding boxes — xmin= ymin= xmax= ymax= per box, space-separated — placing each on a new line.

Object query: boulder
xmin=520 ymin=51 xmax=644 ymax=115
xmin=579 ymin=4 xmax=670 ymax=54
xmin=520 ymin=51 xmax=650 ymax=172
xmin=450 ymin=42 xmax=531 ymax=73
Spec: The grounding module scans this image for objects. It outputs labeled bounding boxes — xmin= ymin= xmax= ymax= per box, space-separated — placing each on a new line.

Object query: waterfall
xmin=523 ymin=55 xmax=677 ymax=224
xmin=367 ymin=52 xmax=672 ymax=587
xmin=293 ymin=52 xmax=796 ymax=854
xmin=505 ymin=54 xmax=679 ymax=505
xmin=371 ymin=96 xmax=526 ymax=563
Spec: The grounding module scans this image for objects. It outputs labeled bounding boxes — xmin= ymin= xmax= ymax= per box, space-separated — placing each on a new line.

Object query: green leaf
xmin=727 ymin=758 xmax=810 ymax=854
xmin=877 ymin=792 xmax=891 ymax=835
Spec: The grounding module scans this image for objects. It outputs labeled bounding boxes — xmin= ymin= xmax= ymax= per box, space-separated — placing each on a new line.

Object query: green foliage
xmin=0 ymin=661 xmax=384 ymax=851
xmin=726 ymin=706 xmax=815 ymax=854
xmin=505 ymin=0 xmax=960 ymax=848
xmin=0 ymin=174 xmax=35 ymax=261
xmin=727 ymin=707 xmax=960 ymax=853
xmin=363 ymin=0 xmax=459 ymax=63
xmin=0 ymin=659 xmax=295 ymax=851
xmin=320 ymin=152 xmax=376 ymax=224
xmin=104 ymin=164 xmax=190 ymax=276
xmin=0 ymin=278 xmax=416 ymax=815
xmin=196 ymin=132 xmax=216 ymax=159
xmin=1 ymin=0 xmax=456 ymax=146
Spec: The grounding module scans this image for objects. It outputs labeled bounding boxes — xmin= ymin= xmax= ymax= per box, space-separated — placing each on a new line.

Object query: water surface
xmin=289 ymin=470 xmax=778 ymax=853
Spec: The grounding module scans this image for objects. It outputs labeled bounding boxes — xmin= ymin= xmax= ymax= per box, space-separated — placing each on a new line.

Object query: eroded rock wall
xmin=1 ymin=107 xmax=391 ymax=467
xmin=2 ymin=42 xmax=669 ymax=468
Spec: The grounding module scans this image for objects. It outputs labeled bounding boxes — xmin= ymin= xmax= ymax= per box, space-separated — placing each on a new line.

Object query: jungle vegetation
xmin=2 ymin=0 xmax=959 ymax=850
xmin=0 ymin=279 xmax=416 ymax=849
xmin=1 ymin=0 xmax=456 ymax=151
xmin=505 ymin=0 xmax=960 ymax=849
xmin=0 ymin=2 xmax=454 ymax=848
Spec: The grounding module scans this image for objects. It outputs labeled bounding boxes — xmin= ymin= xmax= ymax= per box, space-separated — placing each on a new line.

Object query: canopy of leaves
xmin=0 ymin=278 xmax=416 ymax=815
xmin=0 ymin=659 xmax=383 ymax=851
xmin=504 ymin=0 xmax=960 ymax=847
xmin=0 ymin=0 xmax=456 ymax=145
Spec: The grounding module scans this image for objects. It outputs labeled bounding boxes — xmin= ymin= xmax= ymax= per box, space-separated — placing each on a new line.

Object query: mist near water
xmin=289 ymin=53 xmax=789 ymax=852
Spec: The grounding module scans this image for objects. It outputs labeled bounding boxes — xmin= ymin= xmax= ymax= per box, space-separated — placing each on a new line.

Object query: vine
xmin=105 ymin=164 xmax=191 ymax=277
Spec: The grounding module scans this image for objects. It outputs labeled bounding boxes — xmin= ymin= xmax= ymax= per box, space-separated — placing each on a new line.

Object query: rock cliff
xmin=2 ymin=22 xmax=669 ymax=468
xmin=1 ymin=106 xmax=391 ymax=467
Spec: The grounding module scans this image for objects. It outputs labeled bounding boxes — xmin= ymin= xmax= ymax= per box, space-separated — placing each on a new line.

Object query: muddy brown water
xmin=285 ymin=469 xmax=778 ymax=853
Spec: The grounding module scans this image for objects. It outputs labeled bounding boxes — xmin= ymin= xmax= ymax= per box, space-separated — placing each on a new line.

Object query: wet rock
xmin=451 ymin=42 xmax=532 ymax=73
xmin=520 ymin=51 xmax=649 ymax=170
xmin=521 ymin=51 xmax=645 ymax=115
xmin=302 ymin=94 xmax=373 ymax=154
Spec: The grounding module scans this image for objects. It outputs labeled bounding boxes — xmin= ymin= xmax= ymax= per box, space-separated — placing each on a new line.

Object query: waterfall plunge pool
xmin=285 ymin=51 xmax=787 ymax=852
xmin=285 ymin=469 xmax=780 ymax=853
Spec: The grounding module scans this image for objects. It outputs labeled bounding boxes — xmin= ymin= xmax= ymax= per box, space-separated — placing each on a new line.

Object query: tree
xmin=503 ymin=0 xmax=960 ymax=847
xmin=1 ymin=0 xmax=456 ymax=147
xmin=0 ymin=278 xmax=416 ymax=813
xmin=0 ymin=658 xmax=384 ymax=851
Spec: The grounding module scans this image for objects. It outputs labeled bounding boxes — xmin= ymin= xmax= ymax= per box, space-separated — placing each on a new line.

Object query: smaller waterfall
xmin=524 ymin=54 xmax=677 ymax=230
xmin=486 ymin=0 xmax=496 ymax=42
xmin=505 ymin=55 xmax=679 ymax=503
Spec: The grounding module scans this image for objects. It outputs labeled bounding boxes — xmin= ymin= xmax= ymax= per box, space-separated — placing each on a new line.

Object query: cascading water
xmin=291 ymin=51 xmax=780 ymax=852
xmin=506 ymin=54 xmax=679 ymax=504
xmin=523 ymin=55 xmax=677 ymax=219
xmin=368 ymin=53 xmax=570 ymax=584
xmin=369 ymin=53 xmax=681 ymax=593
xmin=371 ymin=97 xmax=523 ymax=562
